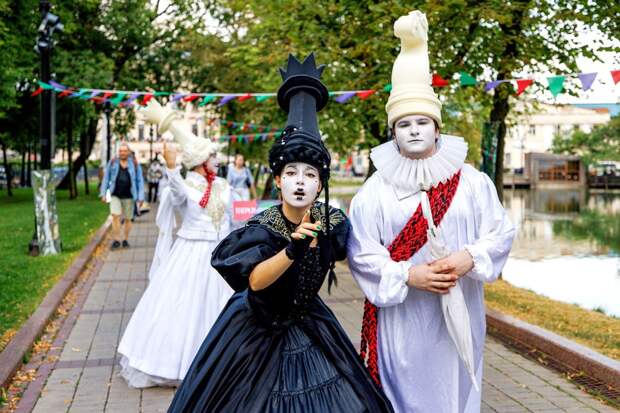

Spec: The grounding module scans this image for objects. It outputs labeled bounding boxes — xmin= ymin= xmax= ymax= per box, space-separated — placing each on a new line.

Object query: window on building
xmin=554 ymin=125 xmax=561 ymax=136
xmin=138 ymin=124 xmax=144 ymax=141
xmin=192 ymin=124 xmax=198 ymax=136
xmin=529 ymin=125 xmax=536 ymax=135
xmin=505 ymin=152 xmax=511 ymax=167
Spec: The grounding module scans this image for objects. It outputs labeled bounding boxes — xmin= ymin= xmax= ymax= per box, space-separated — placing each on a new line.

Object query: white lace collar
xmin=370 ymin=134 xmax=468 ymax=200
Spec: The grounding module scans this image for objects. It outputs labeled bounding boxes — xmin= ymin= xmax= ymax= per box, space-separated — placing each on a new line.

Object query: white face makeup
xmin=204 ymin=154 xmax=219 ymax=174
xmin=278 ymin=162 xmax=321 ymax=208
xmin=393 ymin=114 xmax=439 ymax=159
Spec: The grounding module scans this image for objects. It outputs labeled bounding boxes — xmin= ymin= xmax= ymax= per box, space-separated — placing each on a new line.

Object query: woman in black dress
xmin=167 ymin=53 xmax=393 ymax=413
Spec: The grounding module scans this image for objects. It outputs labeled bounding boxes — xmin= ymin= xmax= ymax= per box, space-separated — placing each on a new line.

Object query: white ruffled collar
xmin=370 ymin=134 xmax=468 ymax=200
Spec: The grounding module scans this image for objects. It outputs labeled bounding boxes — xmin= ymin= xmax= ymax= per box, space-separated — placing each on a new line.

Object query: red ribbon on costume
xmin=198 ymin=166 xmax=216 ymax=208
xmin=359 ymin=170 xmax=462 ymax=386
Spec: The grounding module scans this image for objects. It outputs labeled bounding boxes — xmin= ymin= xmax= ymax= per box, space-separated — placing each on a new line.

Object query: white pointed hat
xmin=386 ymin=10 xmax=442 ymax=128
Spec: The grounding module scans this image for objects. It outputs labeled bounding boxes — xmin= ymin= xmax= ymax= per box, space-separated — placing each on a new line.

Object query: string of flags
xmin=210 ymin=118 xmax=281 ymax=133
xmin=217 ymin=131 xmax=282 ymax=143
xmin=31 ymin=69 xmax=620 ymax=105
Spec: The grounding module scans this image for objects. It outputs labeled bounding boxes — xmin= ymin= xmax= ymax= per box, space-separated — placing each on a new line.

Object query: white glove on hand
xmin=142 ymin=99 xmax=178 ymax=133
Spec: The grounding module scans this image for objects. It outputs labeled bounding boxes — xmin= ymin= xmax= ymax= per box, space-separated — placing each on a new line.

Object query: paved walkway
xmin=15 ymin=210 xmax=618 ymax=412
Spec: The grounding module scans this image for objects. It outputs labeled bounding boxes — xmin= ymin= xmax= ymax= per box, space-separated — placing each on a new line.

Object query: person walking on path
xmin=227 ymin=153 xmax=257 ymax=201
xmin=347 ymin=11 xmax=515 ymax=413
xmin=100 ymin=142 xmax=145 ymax=249
xmin=117 ymin=99 xmax=235 ymax=388
xmin=147 ymin=154 xmax=164 ymax=203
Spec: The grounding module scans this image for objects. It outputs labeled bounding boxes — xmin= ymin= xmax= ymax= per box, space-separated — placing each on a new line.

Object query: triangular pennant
xmin=459 ymin=71 xmax=477 ymax=86
xmin=516 ymin=79 xmax=533 ymax=96
xmin=255 ymin=95 xmax=271 ymax=102
xmin=335 ymin=91 xmax=356 ymax=103
xmin=611 ymin=70 xmax=620 ymax=84
xmin=69 ymin=89 xmax=88 ymax=98
xmin=183 ymin=94 xmax=200 ymax=102
xmin=37 ymin=80 xmax=53 ymax=90
xmin=484 ymin=80 xmax=505 ymax=92
xmin=172 ymin=93 xmax=185 ymax=102
xmin=31 ymin=87 xmax=44 ymax=97
xmin=238 ymin=93 xmax=252 ymax=102
xmin=199 ymin=95 xmax=216 ymax=106
xmin=110 ymin=92 xmax=128 ymax=105
xmin=218 ymin=95 xmax=235 ymax=107
xmin=93 ymin=92 xmax=113 ymax=104
xmin=154 ymin=91 xmax=170 ymax=96
xmin=141 ymin=93 xmax=154 ymax=105
xmin=58 ymin=88 xmax=75 ymax=98
xmin=547 ymin=76 xmax=565 ymax=97
xmin=432 ymin=74 xmax=449 ymax=87
xmin=577 ymin=73 xmax=597 ymax=91
xmin=356 ymin=90 xmax=376 ymax=100
xmin=383 ymin=84 xmax=392 ymax=92
xmin=48 ymin=80 xmax=66 ymax=90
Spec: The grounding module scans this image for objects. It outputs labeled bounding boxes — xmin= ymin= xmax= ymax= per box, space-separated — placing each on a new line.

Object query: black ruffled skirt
xmin=167 ymin=291 xmax=393 ymax=413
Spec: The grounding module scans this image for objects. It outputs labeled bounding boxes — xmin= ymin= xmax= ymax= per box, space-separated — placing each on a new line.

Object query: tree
xmin=552 ymin=117 xmax=620 ymax=166
xmin=200 ymin=0 xmax=620 ymax=201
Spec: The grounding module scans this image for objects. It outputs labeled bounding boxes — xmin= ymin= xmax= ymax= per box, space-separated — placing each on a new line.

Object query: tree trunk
xmin=365 ymin=120 xmax=386 ymax=180
xmin=20 ymin=147 xmax=26 ymax=187
xmin=67 ymin=103 xmax=77 ymax=199
xmin=489 ymin=92 xmax=510 ymax=203
xmin=57 ymin=117 xmax=98 ymax=190
xmin=81 ymin=128 xmax=90 ymax=194
xmin=1 ymin=139 xmax=13 ymax=196
xmin=261 ymin=172 xmax=274 ymax=200
xmin=27 ymin=143 xmax=32 ymax=187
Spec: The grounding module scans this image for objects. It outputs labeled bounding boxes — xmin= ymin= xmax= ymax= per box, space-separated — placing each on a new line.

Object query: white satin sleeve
xmin=166 ymin=167 xmax=187 ymax=206
xmin=347 ymin=188 xmax=410 ymax=307
xmin=148 ymin=186 xmax=177 ymax=280
xmin=463 ymin=173 xmax=516 ymax=283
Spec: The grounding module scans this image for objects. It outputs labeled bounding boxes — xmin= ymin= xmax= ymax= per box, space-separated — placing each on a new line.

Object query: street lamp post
xmin=149 ymin=124 xmax=154 ymax=164
xmin=29 ymin=0 xmax=63 ymax=256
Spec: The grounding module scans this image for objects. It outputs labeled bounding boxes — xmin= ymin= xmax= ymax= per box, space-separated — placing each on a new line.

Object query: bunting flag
xmin=335 ymin=91 xmax=356 ymax=103
xmin=183 ymin=94 xmax=200 ymax=102
xmin=357 ymin=89 xmax=376 ymax=100
xmin=484 ymin=80 xmax=505 ymax=92
xmin=218 ymin=95 xmax=235 ymax=107
xmin=142 ymin=93 xmax=154 ymax=105
xmin=32 ymin=67 xmax=620 ymax=109
xmin=578 ymin=73 xmax=597 ymax=91
xmin=432 ymin=74 xmax=449 ymax=87
xmin=459 ymin=72 xmax=477 ymax=86
xmin=547 ymin=76 xmax=565 ymax=97
xmin=218 ymin=131 xmax=282 ymax=142
xmin=220 ymin=119 xmax=280 ymax=132
xmin=516 ymin=79 xmax=534 ymax=96
xmin=199 ymin=95 xmax=216 ymax=106
xmin=238 ymin=93 xmax=253 ymax=102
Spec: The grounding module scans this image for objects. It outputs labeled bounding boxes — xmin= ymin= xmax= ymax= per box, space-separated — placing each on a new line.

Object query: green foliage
xmin=552 ymin=117 xmax=620 ymax=165
xmin=0 ymin=184 xmax=108 ymax=341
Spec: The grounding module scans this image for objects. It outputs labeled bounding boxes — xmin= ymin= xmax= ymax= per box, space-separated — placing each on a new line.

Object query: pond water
xmin=329 ymin=188 xmax=620 ymax=317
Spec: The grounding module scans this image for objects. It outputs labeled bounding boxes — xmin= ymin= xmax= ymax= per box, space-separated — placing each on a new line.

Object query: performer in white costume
xmin=348 ymin=11 xmax=515 ymax=413
xmin=117 ymin=99 xmax=234 ymax=388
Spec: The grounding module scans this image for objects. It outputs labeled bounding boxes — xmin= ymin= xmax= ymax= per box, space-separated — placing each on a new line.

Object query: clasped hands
xmin=406 ymin=250 xmax=474 ymax=295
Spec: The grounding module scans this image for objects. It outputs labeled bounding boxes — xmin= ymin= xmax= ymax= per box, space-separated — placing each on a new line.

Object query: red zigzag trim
xmin=359 ymin=170 xmax=462 ymax=386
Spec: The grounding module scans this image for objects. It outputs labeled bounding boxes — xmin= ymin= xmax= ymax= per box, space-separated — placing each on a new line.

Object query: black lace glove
xmin=285 ymin=234 xmax=313 ymax=260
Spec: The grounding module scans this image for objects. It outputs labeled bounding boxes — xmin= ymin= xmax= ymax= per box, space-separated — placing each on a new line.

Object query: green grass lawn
xmin=0 ymin=184 xmax=108 ymax=350
xmin=486 ymin=280 xmax=620 ymax=360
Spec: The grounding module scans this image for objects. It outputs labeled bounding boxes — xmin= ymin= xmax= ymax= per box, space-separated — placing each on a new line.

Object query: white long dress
xmin=117 ymin=168 xmax=235 ymax=388
xmin=348 ymin=136 xmax=515 ymax=413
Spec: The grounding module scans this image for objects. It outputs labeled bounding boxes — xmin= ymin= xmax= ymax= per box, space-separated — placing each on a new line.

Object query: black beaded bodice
xmin=290 ymin=248 xmax=324 ymax=319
